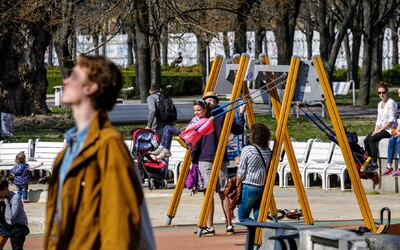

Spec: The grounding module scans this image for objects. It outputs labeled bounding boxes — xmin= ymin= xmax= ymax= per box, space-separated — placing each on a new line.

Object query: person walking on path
xmin=146 ymin=84 xmax=174 ymax=141
xmin=11 ymin=151 xmax=43 ymax=203
xmin=237 ymin=123 xmax=272 ymax=222
xmin=44 ymin=55 xmax=154 ymax=250
xmin=364 ymin=82 xmax=397 ymax=172
xmin=191 ymin=91 xmax=245 ymax=236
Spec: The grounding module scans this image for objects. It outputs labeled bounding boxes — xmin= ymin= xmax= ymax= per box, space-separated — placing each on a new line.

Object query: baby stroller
xmin=131 ymin=128 xmax=168 ymax=190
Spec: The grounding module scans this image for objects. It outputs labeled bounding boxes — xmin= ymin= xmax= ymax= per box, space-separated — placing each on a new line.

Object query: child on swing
xmin=150 ymin=98 xmax=214 ymax=159
xmin=325 ymin=127 xmax=379 ymax=185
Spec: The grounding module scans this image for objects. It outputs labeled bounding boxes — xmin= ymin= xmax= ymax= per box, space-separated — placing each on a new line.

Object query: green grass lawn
xmin=10 ymin=110 xmax=376 ymax=143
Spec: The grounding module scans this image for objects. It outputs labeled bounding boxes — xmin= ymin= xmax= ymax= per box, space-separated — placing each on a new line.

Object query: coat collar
xmin=51 ymin=111 xmax=111 ymax=184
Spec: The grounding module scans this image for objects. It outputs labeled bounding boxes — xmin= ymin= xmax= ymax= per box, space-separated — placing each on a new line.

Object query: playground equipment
xmin=166 ymin=54 xmax=280 ymax=227
xmin=167 ymin=53 xmax=400 ymax=245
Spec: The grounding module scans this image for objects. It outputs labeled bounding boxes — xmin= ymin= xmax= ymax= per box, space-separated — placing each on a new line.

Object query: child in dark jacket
xmin=10 ymin=152 xmax=43 ymax=203
xmin=0 ymin=175 xmax=30 ymax=249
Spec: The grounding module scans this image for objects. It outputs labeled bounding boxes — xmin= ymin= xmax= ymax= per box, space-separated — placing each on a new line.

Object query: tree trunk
xmin=53 ymin=41 xmax=74 ymax=79
xmin=127 ymin=32 xmax=134 ymax=66
xmin=69 ymin=31 xmax=77 ymax=63
xmin=371 ymin=30 xmax=383 ymax=87
xmin=273 ymin=0 xmax=300 ymax=65
xmin=0 ymin=23 xmax=51 ymax=115
xmin=254 ymin=23 xmax=265 ymax=58
xmin=48 ymin=40 xmax=54 ymax=67
xmin=358 ymin=1 xmax=372 ymax=106
xmin=150 ymin=34 xmax=161 ymax=86
xmin=93 ymin=33 xmax=99 ymax=55
xmin=234 ymin=14 xmax=247 ymax=54
xmin=101 ymin=33 xmax=107 ymax=56
xmin=135 ymin=0 xmax=151 ymax=103
xmin=318 ymin=0 xmax=329 ymax=65
xmin=196 ymin=34 xmax=208 ymax=91
xmin=234 ymin=1 xmax=258 ymax=54
xmin=161 ymin=25 xmax=168 ymax=65
xmin=344 ymin=34 xmax=351 ymax=80
xmin=223 ymin=31 xmax=230 ymax=59
xmin=351 ymin=32 xmax=362 ymax=87
xmin=390 ymin=19 xmax=399 ymax=67
xmin=305 ymin=20 xmax=314 ymax=60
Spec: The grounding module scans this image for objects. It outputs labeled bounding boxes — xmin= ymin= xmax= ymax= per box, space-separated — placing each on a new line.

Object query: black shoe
xmin=193 ymin=227 xmax=215 ymax=236
xmin=226 ymin=225 xmax=234 ymax=235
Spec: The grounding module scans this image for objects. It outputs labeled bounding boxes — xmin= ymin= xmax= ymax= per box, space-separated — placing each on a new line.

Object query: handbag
xmin=224 ymin=176 xmax=242 ymax=210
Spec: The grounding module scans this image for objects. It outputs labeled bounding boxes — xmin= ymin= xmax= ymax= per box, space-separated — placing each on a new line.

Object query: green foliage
xmin=46 ymin=69 xmax=62 ymax=94
xmin=382 ymin=65 xmax=400 ymax=86
xmin=333 ymin=65 xmax=400 ymax=88
xmin=332 ymin=69 xmax=348 ymax=82
xmin=160 ymin=73 xmax=202 ymax=96
xmin=50 ymin=107 xmax=72 ymax=115
xmin=46 ymin=67 xmax=202 ymax=97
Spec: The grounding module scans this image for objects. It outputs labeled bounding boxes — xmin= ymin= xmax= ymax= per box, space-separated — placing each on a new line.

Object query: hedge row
xmin=332 ymin=66 xmax=400 ymax=87
xmin=47 ymin=69 xmax=203 ymax=97
xmin=47 ymin=65 xmax=400 ymax=96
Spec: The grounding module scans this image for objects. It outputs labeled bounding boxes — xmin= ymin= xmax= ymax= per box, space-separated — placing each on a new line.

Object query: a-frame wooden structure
xmin=167 ymin=53 xmax=388 ymax=243
xmin=252 ymin=54 xmax=377 ymax=245
xmin=167 ymin=54 xmax=280 ymax=231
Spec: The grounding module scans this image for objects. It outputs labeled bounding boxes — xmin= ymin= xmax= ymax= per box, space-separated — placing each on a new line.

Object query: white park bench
xmin=33 ymin=139 xmax=67 ymax=175
xmin=333 ymin=80 xmax=355 ymax=105
xmin=0 ymin=140 xmax=34 ymax=171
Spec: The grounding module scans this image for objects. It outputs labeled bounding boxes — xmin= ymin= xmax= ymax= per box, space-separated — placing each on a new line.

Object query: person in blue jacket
xmin=10 ymin=151 xmax=43 ymax=203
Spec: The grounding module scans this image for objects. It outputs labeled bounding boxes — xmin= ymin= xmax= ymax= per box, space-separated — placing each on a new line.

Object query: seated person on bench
xmin=172 ymin=52 xmax=183 ymax=67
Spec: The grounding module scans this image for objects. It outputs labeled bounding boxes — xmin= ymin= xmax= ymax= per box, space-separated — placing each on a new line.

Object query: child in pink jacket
xmin=151 ymin=98 xmax=214 ymax=159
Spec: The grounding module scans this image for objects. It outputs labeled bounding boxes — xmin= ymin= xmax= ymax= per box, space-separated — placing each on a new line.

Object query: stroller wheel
xmin=162 ymin=180 xmax=168 ymax=189
xmin=148 ymin=180 xmax=154 ymax=190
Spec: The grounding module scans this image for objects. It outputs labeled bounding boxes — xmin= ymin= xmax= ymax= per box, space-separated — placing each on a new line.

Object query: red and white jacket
xmin=180 ymin=117 xmax=214 ymax=147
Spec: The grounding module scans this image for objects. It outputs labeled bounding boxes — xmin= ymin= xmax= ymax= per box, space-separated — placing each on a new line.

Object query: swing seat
xmin=292 ymin=101 xmax=325 ymax=118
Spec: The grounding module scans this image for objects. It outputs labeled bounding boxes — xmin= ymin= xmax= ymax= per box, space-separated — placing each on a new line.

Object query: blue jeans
xmin=16 ymin=184 xmax=28 ymax=201
xmin=238 ymin=184 xmax=264 ymax=222
xmin=161 ymin=125 xmax=181 ymax=150
xmin=387 ymin=136 xmax=400 ymax=164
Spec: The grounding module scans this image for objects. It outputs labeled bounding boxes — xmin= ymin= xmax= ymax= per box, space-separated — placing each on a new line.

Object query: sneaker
xmin=150 ymin=146 xmax=164 ymax=155
xmin=193 ymin=227 xmax=215 ymax=236
xmin=382 ymin=167 xmax=394 ymax=176
xmin=156 ymin=149 xmax=172 ymax=159
xmin=226 ymin=225 xmax=235 ymax=235
xmin=392 ymin=169 xmax=400 ymax=177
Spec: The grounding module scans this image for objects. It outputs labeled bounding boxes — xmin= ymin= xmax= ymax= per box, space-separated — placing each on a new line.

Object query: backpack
xmin=156 ymin=93 xmax=177 ymax=123
xmin=185 ymin=163 xmax=198 ymax=189
xmin=185 ymin=163 xmax=205 ymax=192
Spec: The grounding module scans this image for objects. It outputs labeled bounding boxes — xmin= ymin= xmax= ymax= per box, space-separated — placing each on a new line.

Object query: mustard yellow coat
xmin=44 ymin=111 xmax=143 ymax=250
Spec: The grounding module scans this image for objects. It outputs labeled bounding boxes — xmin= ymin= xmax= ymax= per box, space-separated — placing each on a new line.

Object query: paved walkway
xmin=47 ymin=94 xmax=377 ymax=118
xmin=12 ymin=182 xmax=400 ymax=249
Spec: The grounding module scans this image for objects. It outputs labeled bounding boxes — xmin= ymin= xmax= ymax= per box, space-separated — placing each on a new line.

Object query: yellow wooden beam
xmin=197 ymin=54 xmax=250 ymax=231
xmin=254 ymin=56 xmax=314 ymax=246
xmin=313 ymin=56 xmax=376 ymax=231
xmin=166 ymin=55 xmax=224 ymax=224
